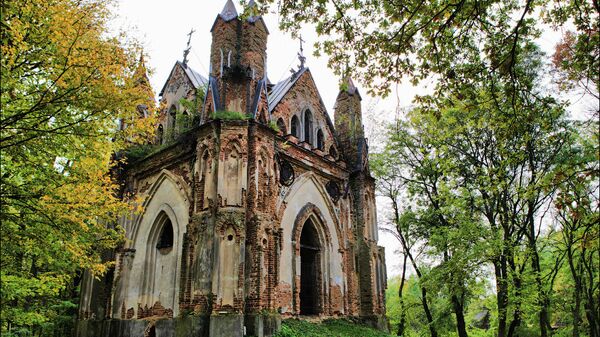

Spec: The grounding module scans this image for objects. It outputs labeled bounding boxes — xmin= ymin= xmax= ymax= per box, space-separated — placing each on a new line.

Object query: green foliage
xmin=176 ymin=111 xmax=194 ymax=133
xmin=210 ymin=110 xmax=252 ymax=121
xmin=177 ymin=86 xmax=206 ymax=133
xmin=178 ymin=86 xmax=206 ymax=114
xmin=123 ymin=144 xmax=157 ymax=162
xmin=372 ymin=42 xmax=597 ymax=337
xmin=273 ymin=319 xmax=392 ymax=337
xmin=268 ymin=120 xmax=280 ymax=132
xmin=0 ymin=0 xmax=151 ymax=334
xmin=259 ymin=0 xmax=598 ymax=101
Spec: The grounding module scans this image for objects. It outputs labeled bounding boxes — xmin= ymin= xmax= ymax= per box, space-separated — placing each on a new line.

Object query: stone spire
xmin=334 ymin=76 xmax=364 ymax=166
xmin=341 ymin=76 xmax=360 ymax=97
xmin=133 ymin=52 xmax=151 ymax=90
xmin=220 ymin=0 xmax=238 ymax=21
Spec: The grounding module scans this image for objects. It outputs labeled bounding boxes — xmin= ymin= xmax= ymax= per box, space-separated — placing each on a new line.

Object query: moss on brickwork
xmin=272 ymin=319 xmax=392 ymax=337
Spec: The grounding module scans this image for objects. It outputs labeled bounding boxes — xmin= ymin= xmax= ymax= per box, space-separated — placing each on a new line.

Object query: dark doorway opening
xmin=300 ymin=218 xmax=321 ymax=315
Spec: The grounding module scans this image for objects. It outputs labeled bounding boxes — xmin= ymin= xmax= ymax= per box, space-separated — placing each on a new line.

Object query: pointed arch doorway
xmin=299 ymin=218 xmax=322 ymax=315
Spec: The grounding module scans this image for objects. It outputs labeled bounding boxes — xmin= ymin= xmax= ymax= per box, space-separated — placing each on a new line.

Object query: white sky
xmin=112 ymin=0 xmax=588 ymax=278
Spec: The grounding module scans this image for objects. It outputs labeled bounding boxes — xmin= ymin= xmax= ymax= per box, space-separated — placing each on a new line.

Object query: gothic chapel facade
xmin=77 ymin=2 xmax=386 ymax=336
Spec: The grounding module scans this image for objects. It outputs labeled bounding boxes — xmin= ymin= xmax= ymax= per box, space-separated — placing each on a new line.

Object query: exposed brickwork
xmin=78 ymin=4 xmax=387 ymax=336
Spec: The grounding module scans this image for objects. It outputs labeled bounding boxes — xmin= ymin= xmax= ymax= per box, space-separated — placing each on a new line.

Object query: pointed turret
xmin=220 ymin=0 xmax=238 ymax=21
xmin=205 ymin=0 xmax=269 ymax=116
xmin=246 ymin=0 xmax=261 ymax=23
xmin=133 ymin=52 xmax=155 ymax=118
xmin=334 ymin=77 xmax=364 ymax=168
xmin=133 ymin=53 xmax=151 ymax=87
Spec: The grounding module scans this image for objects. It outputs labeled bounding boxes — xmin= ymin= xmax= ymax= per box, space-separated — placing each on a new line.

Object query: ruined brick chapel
xmin=76 ymin=1 xmax=387 ymax=336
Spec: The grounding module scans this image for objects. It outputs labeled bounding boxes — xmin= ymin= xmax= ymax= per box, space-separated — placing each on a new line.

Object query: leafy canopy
xmin=1 ymin=0 xmax=155 ymax=331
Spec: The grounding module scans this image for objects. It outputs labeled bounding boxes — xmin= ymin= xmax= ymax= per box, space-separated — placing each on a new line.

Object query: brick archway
xmin=291 ymin=203 xmax=331 ymax=315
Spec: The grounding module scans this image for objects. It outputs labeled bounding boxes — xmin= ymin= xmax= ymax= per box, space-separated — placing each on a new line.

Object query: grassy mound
xmin=273 ymin=318 xmax=392 ymax=337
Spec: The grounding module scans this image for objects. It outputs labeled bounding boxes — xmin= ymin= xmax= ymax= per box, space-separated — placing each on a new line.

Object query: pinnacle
xmin=220 ymin=0 xmax=238 ymax=21
xmin=343 ymin=76 xmax=357 ymax=95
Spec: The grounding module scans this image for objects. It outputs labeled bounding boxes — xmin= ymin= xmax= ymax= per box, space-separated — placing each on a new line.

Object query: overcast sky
xmin=112 ymin=0 xmax=589 ymax=277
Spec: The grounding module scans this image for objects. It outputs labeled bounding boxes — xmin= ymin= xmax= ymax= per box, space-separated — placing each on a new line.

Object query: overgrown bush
xmin=211 ymin=111 xmax=251 ymax=120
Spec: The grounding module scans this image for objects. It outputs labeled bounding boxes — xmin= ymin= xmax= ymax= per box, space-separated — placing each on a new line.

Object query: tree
xmin=373 ymin=42 xmax=585 ymax=336
xmin=0 ymin=0 xmax=154 ymax=333
xmin=552 ymin=121 xmax=599 ymax=337
xmin=371 ymin=149 xmax=440 ymax=337
xmin=254 ymin=0 xmax=598 ymax=101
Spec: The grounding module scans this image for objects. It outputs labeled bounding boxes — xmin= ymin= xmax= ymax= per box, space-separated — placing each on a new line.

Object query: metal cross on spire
xmin=182 ymin=28 xmax=195 ymax=66
xmin=297 ymin=34 xmax=306 ymax=69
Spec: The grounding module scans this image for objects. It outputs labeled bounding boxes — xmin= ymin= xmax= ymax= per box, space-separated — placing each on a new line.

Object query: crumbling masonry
xmin=76 ymin=1 xmax=387 ymax=336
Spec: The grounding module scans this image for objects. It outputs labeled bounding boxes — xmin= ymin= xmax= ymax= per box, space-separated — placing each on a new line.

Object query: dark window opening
xmin=147 ymin=326 xmax=156 ymax=337
xmin=316 ymin=129 xmax=324 ymax=151
xmin=279 ymin=159 xmax=295 ymax=186
xmin=169 ymin=105 xmax=177 ymax=130
xmin=157 ymin=125 xmax=164 ymax=145
xmin=300 ymin=218 xmax=321 ymax=315
xmin=156 ymin=219 xmax=174 ymax=250
xmin=303 ymin=110 xmax=313 ymax=144
xmin=291 ymin=115 xmax=300 ymax=138
xmin=277 ymin=118 xmax=287 ymax=134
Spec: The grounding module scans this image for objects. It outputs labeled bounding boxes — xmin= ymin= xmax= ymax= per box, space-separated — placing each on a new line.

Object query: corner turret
xmin=334 ymin=77 xmax=365 ymax=169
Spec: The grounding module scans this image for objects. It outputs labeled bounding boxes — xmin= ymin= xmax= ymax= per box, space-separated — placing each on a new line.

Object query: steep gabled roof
xmin=268 ymin=67 xmax=308 ymax=112
xmin=159 ymin=61 xmax=208 ymax=97
xmin=268 ymin=68 xmax=338 ymax=146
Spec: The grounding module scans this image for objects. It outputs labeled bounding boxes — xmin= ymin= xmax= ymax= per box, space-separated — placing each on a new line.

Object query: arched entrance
xmin=300 ymin=218 xmax=321 ymax=315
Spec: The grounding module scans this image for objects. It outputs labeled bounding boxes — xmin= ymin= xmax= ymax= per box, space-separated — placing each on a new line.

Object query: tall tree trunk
xmin=525 ymin=139 xmax=551 ymax=337
xmin=392 ymin=198 xmax=438 ymax=337
xmin=566 ymin=237 xmax=581 ymax=337
xmin=527 ymin=210 xmax=551 ymax=337
xmin=443 ymin=248 xmax=468 ymax=337
xmin=419 ymin=286 xmax=438 ymax=337
xmin=582 ymin=250 xmax=599 ymax=337
xmin=451 ymin=294 xmax=468 ymax=337
xmin=495 ymin=235 xmax=511 ymax=337
xmin=397 ymin=254 xmax=408 ymax=336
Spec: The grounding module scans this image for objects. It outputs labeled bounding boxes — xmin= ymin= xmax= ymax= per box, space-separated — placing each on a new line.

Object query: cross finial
xmin=297 ymin=34 xmax=306 ymax=69
xmin=183 ymin=28 xmax=195 ymax=66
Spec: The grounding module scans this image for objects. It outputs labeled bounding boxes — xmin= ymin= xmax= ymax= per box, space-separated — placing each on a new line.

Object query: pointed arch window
xmin=156 ymin=218 xmax=174 ymax=250
xmin=169 ymin=105 xmax=177 ymax=131
xmin=291 ymin=115 xmax=300 ymax=138
xmin=157 ymin=125 xmax=164 ymax=145
xmin=182 ymin=111 xmax=190 ymax=130
xmin=316 ymin=129 xmax=324 ymax=151
xmin=303 ymin=110 xmax=313 ymax=144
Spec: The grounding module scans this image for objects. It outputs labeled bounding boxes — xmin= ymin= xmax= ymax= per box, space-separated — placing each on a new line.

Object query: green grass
xmin=273 ymin=318 xmax=392 ymax=337
xmin=211 ymin=110 xmax=251 ymax=120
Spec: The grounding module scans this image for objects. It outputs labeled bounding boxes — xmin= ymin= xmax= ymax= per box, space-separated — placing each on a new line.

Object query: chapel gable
xmin=156 ymin=61 xmax=208 ymax=144
xmin=269 ymin=68 xmax=339 ymax=158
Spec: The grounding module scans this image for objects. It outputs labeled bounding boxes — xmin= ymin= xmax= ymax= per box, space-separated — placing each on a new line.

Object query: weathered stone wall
xmin=77 ymin=4 xmax=387 ymax=336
